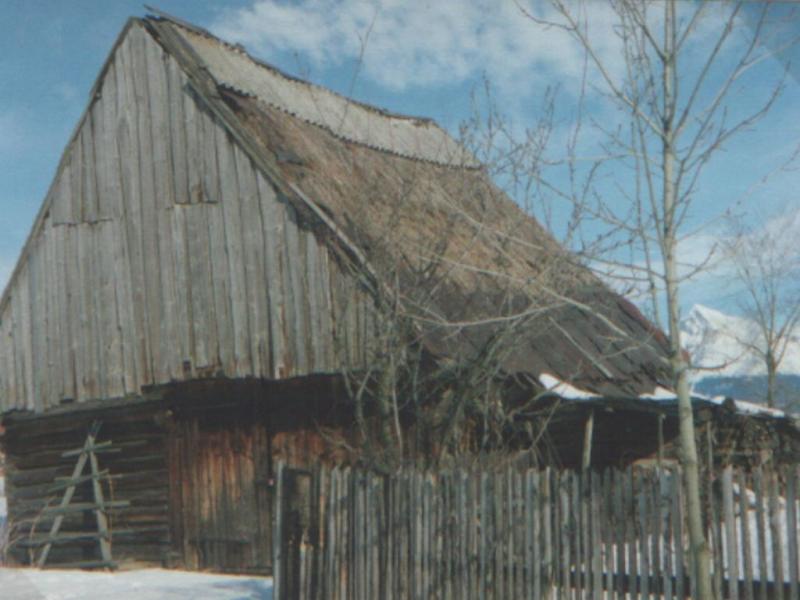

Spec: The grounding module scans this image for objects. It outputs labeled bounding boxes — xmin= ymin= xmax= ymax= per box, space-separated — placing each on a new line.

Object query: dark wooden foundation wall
xmin=1 ymin=376 xmax=355 ymax=573
xmin=1 ymin=405 xmax=170 ymax=568
xmin=166 ymin=378 xmax=353 ymax=574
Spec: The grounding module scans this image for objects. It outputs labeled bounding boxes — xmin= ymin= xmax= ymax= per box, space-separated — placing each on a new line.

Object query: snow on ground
xmin=0 ymin=568 xmax=273 ymax=600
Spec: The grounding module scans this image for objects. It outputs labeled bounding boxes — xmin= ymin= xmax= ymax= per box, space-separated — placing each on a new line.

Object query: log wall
xmin=2 ymin=377 xmax=356 ymax=572
xmin=1 ymin=406 xmax=171 ymax=568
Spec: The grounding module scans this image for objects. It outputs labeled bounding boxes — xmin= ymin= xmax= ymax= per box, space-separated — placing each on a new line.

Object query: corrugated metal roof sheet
xmin=169 ymin=24 xmax=479 ymax=168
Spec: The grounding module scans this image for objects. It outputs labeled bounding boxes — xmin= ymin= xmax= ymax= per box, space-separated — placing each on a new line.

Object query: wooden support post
xmin=90 ymin=444 xmax=113 ymax=564
xmin=582 ymin=410 xmax=594 ymax=471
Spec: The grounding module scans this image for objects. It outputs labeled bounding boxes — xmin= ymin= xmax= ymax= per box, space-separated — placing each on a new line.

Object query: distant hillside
xmin=692 ymin=374 xmax=800 ymax=412
xmin=680 ymin=304 xmax=800 ymax=412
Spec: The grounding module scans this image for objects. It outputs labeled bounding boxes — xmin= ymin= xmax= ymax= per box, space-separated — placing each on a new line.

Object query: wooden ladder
xmin=35 ymin=420 xmax=129 ymax=569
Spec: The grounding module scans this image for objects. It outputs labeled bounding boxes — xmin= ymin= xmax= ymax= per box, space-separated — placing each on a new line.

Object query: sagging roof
xmin=143 ymin=11 xmax=672 ymax=396
xmin=0 ymin=10 xmax=675 ymax=416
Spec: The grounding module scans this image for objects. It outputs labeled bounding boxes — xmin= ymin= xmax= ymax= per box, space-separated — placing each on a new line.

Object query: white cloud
xmin=209 ymin=0 xmax=626 ymax=95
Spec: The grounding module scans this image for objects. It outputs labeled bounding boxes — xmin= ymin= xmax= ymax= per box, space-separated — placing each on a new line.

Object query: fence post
xmin=273 ymin=461 xmax=284 ymax=600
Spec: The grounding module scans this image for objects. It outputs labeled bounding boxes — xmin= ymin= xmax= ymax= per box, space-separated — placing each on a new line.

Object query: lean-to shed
xmin=0 ymin=11 xmax=686 ymax=571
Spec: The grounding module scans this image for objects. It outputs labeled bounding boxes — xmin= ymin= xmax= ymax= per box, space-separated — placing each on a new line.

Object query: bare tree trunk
xmin=662 ymin=3 xmax=712 ymax=596
xmin=766 ymin=350 xmax=777 ymax=408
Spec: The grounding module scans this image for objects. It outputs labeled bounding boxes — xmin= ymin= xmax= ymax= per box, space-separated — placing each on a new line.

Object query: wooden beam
xmin=582 ymin=410 xmax=594 ymax=471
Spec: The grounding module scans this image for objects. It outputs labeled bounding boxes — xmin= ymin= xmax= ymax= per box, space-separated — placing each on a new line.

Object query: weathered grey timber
xmin=0 ymin=11 xmax=689 ymax=415
xmin=2 ymin=9 xmax=798 ymax=576
xmin=272 ymin=463 xmax=800 ymax=600
xmin=0 ymin=20 xmax=375 ymax=413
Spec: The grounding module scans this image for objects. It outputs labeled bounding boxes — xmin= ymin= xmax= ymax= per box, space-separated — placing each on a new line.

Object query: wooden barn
xmin=1 ymin=10 xmax=792 ymax=573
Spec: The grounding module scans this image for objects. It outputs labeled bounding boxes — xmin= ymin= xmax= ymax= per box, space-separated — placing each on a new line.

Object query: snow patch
xmin=538 ymin=373 xmax=597 ymax=399
xmin=0 ymin=568 xmax=273 ymax=600
xmin=707 ymin=395 xmax=786 ymax=418
xmin=639 ymin=386 xmax=677 ymax=400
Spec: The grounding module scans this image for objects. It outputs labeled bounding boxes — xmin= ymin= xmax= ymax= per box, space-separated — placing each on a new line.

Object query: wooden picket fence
xmin=271 ymin=463 xmax=800 ymax=599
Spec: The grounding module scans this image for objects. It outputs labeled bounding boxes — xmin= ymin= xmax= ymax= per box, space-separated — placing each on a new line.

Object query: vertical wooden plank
xmin=27 ymin=236 xmax=44 ymax=412
xmin=613 ymin=469 xmax=626 ymax=600
xmin=98 ymin=59 xmax=123 ymax=221
xmin=754 ymin=468 xmax=768 ymax=600
xmin=674 ymin=468 xmax=686 ymax=600
xmin=590 ymin=471 xmax=602 ymax=600
xmin=627 ymin=467 xmax=639 ymax=600
xmin=115 ymin=32 xmax=153 ymax=387
xmin=51 ymin=224 xmax=73 ymax=401
xmin=98 ymin=221 xmax=124 ymax=397
xmin=235 ymin=146 xmax=268 ymax=377
xmin=256 ymin=173 xmax=284 ymax=377
xmin=769 ymin=469 xmax=784 ymax=600
xmin=722 ymin=466 xmax=740 ymax=600
xmin=649 ymin=470 xmax=661 ymax=600
xmin=543 ymin=469 xmax=554 ymax=600
xmin=163 ymin=55 xmax=193 ymax=373
xmin=131 ymin=25 xmax=166 ymax=384
xmin=80 ymin=114 xmax=99 ymax=223
xmin=523 ymin=471 xmax=533 ymax=600
xmin=76 ymin=223 xmax=98 ymax=400
xmin=143 ymin=35 xmax=183 ymax=381
xmin=661 ymin=468 xmax=673 ymax=600
xmin=787 ymin=466 xmax=798 ymax=600
xmin=602 ymin=470 xmax=614 ymax=600
xmin=559 ymin=472 xmax=570 ymax=600
xmin=496 ymin=471 xmax=507 ymax=600
xmin=215 ymin=127 xmax=252 ymax=376
xmin=273 ymin=461 xmax=284 ymax=600
xmin=507 ymin=469 xmax=515 ymax=599
xmin=282 ymin=202 xmax=308 ymax=374
xmin=738 ymin=469 xmax=755 ymax=600
xmin=479 ymin=471 xmax=488 ymax=600
xmin=573 ymin=471 xmax=583 ymax=599
xmin=709 ymin=466 xmax=724 ymax=600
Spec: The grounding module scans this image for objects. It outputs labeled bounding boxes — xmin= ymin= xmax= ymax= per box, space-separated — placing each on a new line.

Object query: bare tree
xmin=723 ymin=210 xmax=800 ymax=408
xmin=519 ymin=1 xmax=794 ymax=597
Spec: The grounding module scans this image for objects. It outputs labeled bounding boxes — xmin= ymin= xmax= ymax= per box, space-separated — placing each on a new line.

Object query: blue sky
xmin=1 ymin=1 xmax=798 ymax=318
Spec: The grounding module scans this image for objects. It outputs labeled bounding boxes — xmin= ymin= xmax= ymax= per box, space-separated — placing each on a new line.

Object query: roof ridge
xmin=143 ymin=6 xmax=443 ymax=128
xmin=219 ymin=84 xmax=482 ymax=171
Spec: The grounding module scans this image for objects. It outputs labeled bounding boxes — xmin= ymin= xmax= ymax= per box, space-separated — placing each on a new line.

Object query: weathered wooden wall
xmin=2 ymin=377 xmax=356 ymax=572
xmin=165 ymin=377 xmax=355 ymax=573
xmin=1 ymin=407 xmax=171 ymax=568
xmin=0 ymin=20 xmax=376 ymax=414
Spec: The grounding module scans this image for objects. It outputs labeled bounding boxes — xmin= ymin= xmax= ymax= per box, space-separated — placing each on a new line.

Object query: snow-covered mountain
xmin=680 ymin=304 xmax=800 ymax=409
xmin=681 ymin=304 xmax=800 ymax=377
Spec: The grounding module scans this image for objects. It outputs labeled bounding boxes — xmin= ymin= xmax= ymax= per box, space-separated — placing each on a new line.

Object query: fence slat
xmin=769 ymin=469 xmax=784 ymax=600
xmin=661 ymin=468 xmax=673 ymax=600
xmin=591 ymin=471 xmax=602 ymax=600
xmin=270 ymin=463 xmax=799 ymax=600
xmin=603 ymin=469 xmax=614 ymax=600
xmin=787 ymin=467 xmax=798 ymax=600
xmin=722 ymin=466 xmax=740 ymax=600
xmin=737 ymin=468 xmax=754 ymax=600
